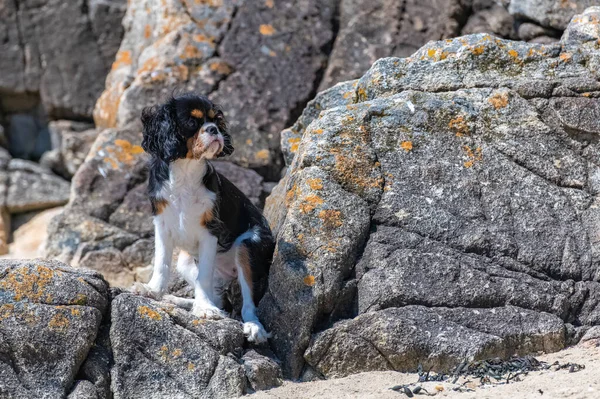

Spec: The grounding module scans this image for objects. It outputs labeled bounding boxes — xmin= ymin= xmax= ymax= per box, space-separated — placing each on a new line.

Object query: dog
xmin=131 ymin=93 xmax=275 ymax=343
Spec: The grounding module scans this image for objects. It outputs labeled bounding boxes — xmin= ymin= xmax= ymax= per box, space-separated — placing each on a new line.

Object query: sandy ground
xmin=251 ymin=345 xmax=600 ymax=399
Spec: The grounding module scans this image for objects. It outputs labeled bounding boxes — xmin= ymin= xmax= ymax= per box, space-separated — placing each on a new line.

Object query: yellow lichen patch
xmin=400 ymin=141 xmax=413 ymax=152
xmin=582 ymin=92 xmax=592 ymax=97
xmin=307 ymin=178 xmax=323 ymax=190
xmin=256 ymin=149 xmax=270 ymax=160
xmin=137 ymin=57 xmax=160 ymax=75
xmin=0 ymin=304 xmax=14 ymax=320
xmin=103 ymin=139 xmax=145 ymax=170
xmin=508 ymin=49 xmax=519 ymax=60
xmin=144 ymin=25 xmax=152 ymax=39
xmin=172 ymin=349 xmax=182 ymax=357
xmin=0 ymin=265 xmax=55 ymax=302
xmin=357 ymin=86 xmax=367 ymax=101
xmin=471 ymin=45 xmax=485 ymax=56
xmin=111 ymin=50 xmax=132 ymax=71
xmin=303 ymin=275 xmax=315 ymax=286
xmin=192 ymin=319 xmax=205 ymax=326
xmin=48 ymin=313 xmax=70 ymax=332
xmin=209 ymin=61 xmax=232 ymax=75
xmin=488 ymin=91 xmax=509 ymax=109
xmin=313 ymin=128 xmax=324 ymax=135
xmin=318 ymin=209 xmax=343 ymax=229
xmin=285 ymin=183 xmax=299 ymax=206
xmin=559 ymin=52 xmax=572 ymax=62
xmin=246 ymin=139 xmax=253 ymax=145
xmin=182 ymin=44 xmax=203 ymax=59
xmin=299 ymin=194 xmax=324 ymax=213
xmin=333 ymin=150 xmax=384 ymax=193
xmin=427 ymin=48 xmax=437 ymax=58
xmin=187 ymin=362 xmax=195 ymax=371
xmin=138 ymin=306 xmax=162 ymax=320
xmin=71 ymin=308 xmax=81 ymax=316
xmin=449 ymin=116 xmax=469 ymax=137
xmin=259 ymin=24 xmax=276 ymax=36
xmin=193 ymin=34 xmax=216 ymax=46
xmin=288 ymin=137 xmax=301 ymax=153
xmin=342 ymin=92 xmax=353 ymax=99
xmin=93 ymin=84 xmax=123 ymax=128
xmin=463 ymin=146 xmax=483 ymax=168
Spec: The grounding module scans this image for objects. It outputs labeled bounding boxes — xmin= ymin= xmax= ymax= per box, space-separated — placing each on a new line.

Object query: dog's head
xmin=141 ymin=93 xmax=233 ymax=162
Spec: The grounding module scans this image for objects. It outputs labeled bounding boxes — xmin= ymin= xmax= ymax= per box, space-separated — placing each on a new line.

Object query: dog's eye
xmin=185 ymin=117 xmax=199 ymax=130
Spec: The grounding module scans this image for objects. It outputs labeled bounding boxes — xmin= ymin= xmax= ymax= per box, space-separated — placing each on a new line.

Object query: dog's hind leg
xmin=235 ymin=243 xmax=270 ymax=343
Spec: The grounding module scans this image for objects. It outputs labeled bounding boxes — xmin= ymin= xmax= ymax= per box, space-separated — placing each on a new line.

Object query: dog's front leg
xmin=131 ymin=218 xmax=173 ymax=298
xmin=191 ymin=233 xmax=226 ymax=319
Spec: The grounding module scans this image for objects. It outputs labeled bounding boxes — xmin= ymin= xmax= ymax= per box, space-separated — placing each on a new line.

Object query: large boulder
xmin=0 ymin=259 xmax=108 ymax=398
xmin=93 ymin=0 xmax=336 ymax=178
xmin=0 ymin=0 xmax=126 ymax=119
xmin=260 ymin=7 xmax=600 ymax=379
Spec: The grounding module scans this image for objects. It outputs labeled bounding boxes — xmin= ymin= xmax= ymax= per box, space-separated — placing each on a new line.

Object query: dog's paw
xmin=243 ymin=321 xmax=271 ymax=344
xmin=129 ymin=282 xmax=162 ymax=300
xmin=191 ymin=303 xmax=226 ymax=320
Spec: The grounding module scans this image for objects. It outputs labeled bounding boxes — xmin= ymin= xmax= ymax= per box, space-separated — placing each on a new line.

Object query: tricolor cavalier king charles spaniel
xmin=131 ymin=93 xmax=274 ymax=343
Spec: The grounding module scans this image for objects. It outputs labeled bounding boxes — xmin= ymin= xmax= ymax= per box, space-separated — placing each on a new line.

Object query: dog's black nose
xmin=205 ymin=125 xmax=219 ymax=136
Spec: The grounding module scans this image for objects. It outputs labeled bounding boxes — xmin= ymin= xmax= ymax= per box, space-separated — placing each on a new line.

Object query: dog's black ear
xmin=141 ymin=103 xmax=184 ymax=161
xmin=215 ymin=111 xmax=234 ymax=158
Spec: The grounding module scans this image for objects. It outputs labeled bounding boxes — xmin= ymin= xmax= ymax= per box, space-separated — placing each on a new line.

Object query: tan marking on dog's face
xmin=191 ymin=109 xmax=204 ymax=118
xmin=237 ymin=246 xmax=253 ymax=300
xmin=207 ymin=109 xmax=215 ymax=119
xmin=200 ymin=207 xmax=214 ymax=226
xmin=154 ymin=199 xmax=169 ymax=215
xmin=186 ymin=132 xmax=206 ymax=159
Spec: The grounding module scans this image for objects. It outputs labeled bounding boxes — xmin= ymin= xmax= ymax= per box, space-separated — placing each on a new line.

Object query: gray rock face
xmin=41 ymin=120 xmax=98 ymax=179
xmin=6 ymin=159 xmax=70 ymax=213
xmin=261 ymin=8 xmax=600 ymax=379
xmin=0 ymin=0 xmax=126 ymax=119
xmin=0 ymin=260 xmax=108 ymax=399
xmin=93 ymin=0 xmax=336 ymax=178
xmin=508 ymin=0 xmax=599 ymax=30
xmin=110 ymin=293 xmax=247 ymax=399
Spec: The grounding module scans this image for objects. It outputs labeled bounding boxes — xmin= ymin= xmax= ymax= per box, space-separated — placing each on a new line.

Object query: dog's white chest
xmin=157 ymin=160 xmax=216 ymax=252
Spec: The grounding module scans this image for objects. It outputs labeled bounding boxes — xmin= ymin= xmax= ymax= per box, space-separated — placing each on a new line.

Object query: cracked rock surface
xmin=0 ymin=260 xmax=282 ymax=398
xmin=261 ymin=7 xmax=600 ymax=379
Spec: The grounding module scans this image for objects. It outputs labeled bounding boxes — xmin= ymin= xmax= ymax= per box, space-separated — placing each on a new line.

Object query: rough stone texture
xmin=40 ymin=120 xmax=99 ymax=179
xmin=45 ymin=126 xmax=276 ymax=287
xmin=6 ymin=159 xmax=70 ymax=213
xmin=305 ymin=306 xmax=565 ymax=378
xmin=110 ymin=293 xmax=281 ymax=398
xmin=242 ymin=350 xmax=283 ymax=392
xmin=0 ymin=0 xmax=127 ymax=119
xmin=0 ymin=260 xmax=108 ymax=399
xmin=508 ymin=0 xmax=600 ymax=30
xmin=261 ymin=8 xmax=600 ymax=379
xmin=93 ymin=0 xmax=336 ymax=178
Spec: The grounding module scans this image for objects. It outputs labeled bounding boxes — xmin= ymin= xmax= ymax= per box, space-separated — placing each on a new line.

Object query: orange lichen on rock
xmin=471 ymin=45 xmax=485 ymax=56
xmin=318 ymin=209 xmax=343 ymax=229
xmin=299 ymin=194 xmax=324 ymax=213
xmin=256 ymin=149 xmax=270 ymax=160
xmin=288 ymin=137 xmax=301 ymax=152
xmin=307 ymin=178 xmax=323 ymax=190
xmin=508 ymin=49 xmax=519 ymax=60
xmin=265 ymin=0 xmax=274 ymax=7
xmin=559 ymin=52 xmax=572 ymax=62
xmin=138 ymin=305 xmax=162 ymax=320
xmin=209 ymin=61 xmax=232 ymax=75
xmin=285 ymin=183 xmax=299 ymax=206
xmin=303 ymin=275 xmax=315 ymax=286
xmin=182 ymin=44 xmax=203 ymax=59
xmin=144 ymin=25 xmax=152 ymax=39
xmin=259 ymin=24 xmax=276 ymax=36
xmin=0 ymin=265 xmax=55 ymax=302
xmin=488 ymin=92 xmax=509 ymax=109
xmin=71 ymin=308 xmax=81 ymax=316
xmin=449 ymin=116 xmax=469 ymax=137
xmin=313 ymin=128 xmax=324 ymax=134
xmin=111 ymin=50 xmax=132 ymax=71
xmin=463 ymin=145 xmax=483 ymax=168
xmin=400 ymin=141 xmax=413 ymax=152
xmin=94 ymin=84 xmax=123 ymax=128
xmin=103 ymin=139 xmax=145 ymax=170
xmin=187 ymin=362 xmax=196 ymax=371
xmin=48 ymin=313 xmax=70 ymax=332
